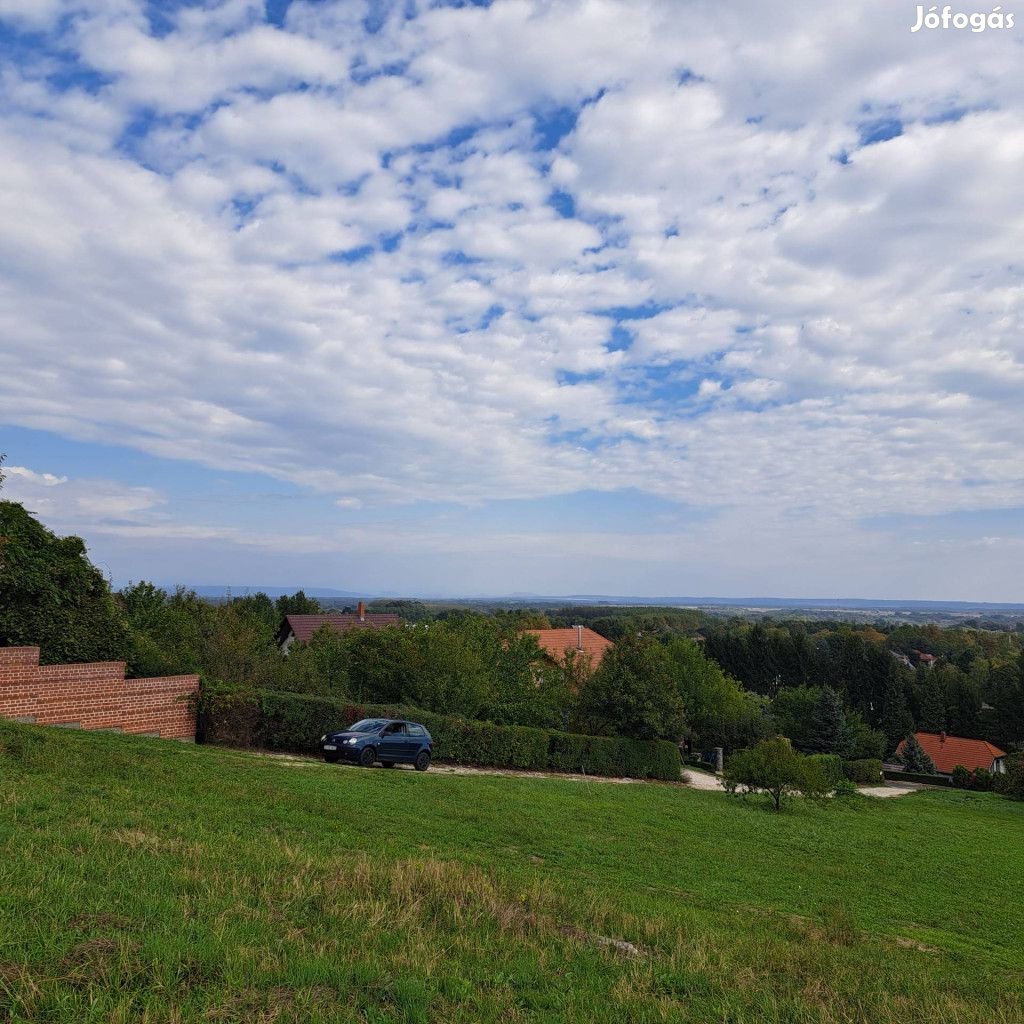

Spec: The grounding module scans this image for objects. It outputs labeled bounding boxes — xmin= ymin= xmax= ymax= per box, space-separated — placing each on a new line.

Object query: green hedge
xmin=806 ymin=754 xmax=844 ymax=789
xmin=198 ymin=684 xmax=681 ymax=781
xmin=842 ymin=758 xmax=884 ymax=785
xmin=882 ymin=768 xmax=951 ymax=787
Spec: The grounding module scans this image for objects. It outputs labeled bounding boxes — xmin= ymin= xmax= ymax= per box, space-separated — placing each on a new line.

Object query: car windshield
xmin=348 ymin=719 xmax=386 ymax=733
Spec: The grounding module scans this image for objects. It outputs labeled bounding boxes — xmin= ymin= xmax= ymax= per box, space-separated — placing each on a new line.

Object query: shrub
xmin=197 ymin=684 xmax=681 ymax=781
xmin=951 ymin=764 xmax=972 ymax=789
xmin=805 ymin=754 xmax=844 ymax=790
xmin=842 ymin=758 xmax=884 ymax=785
xmin=994 ymin=753 xmax=1024 ymax=800
xmin=970 ymin=766 xmax=994 ymax=792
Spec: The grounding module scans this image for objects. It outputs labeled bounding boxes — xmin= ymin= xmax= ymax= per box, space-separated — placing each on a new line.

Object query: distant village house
xmin=897 ymin=731 xmax=1007 ymax=776
xmin=521 ymin=626 xmax=614 ymax=677
xmin=277 ymin=602 xmax=400 ymax=653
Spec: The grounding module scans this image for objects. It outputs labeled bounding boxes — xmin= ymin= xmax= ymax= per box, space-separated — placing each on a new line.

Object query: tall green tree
xmin=0 ymin=500 xmax=130 ymax=664
xmin=576 ymin=633 xmax=685 ymax=741
xmin=808 ymin=687 xmax=854 ymax=756
xmin=898 ymin=733 xmax=936 ymax=774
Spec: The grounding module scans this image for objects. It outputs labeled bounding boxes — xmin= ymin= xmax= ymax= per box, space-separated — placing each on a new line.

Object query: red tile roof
xmin=897 ymin=732 xmax=1007 ymax=775
xmin=282 ymin=613 xmax=401 ymax=644
xmin=522 ymin=627 xmax=614 ymax=671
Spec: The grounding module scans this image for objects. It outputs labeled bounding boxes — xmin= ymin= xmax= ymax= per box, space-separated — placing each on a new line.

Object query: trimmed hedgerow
xmin=842 ymin=758 xmax=884 ymax=785
xmin=198 ymin=683 xmax=681 ymax=781
xmin=805 ymin=754 xmax=845 ymax=790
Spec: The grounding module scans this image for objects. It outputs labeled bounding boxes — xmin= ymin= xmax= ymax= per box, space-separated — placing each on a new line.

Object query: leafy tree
xmin=279 ymin=624 xmax=350 ymax=697
xmin=950 ymin=765 xmax=972 ymax=789
xmin=996 ymin=753 xmax=1024 ymax=800
xmin=666 ymin=637 xmax=771 ymax=752
xmin=275 ymin=591 xmax=323 ymax=618
xmin=577 ymin=633 xmax=685 ymax=741
xmin=897 ymin=733 xmax=936 ymax=774
xmin=0 ymin=500 xmax=130 ymax=664
xmin=724 ymin=736 xmax=831 ymax=811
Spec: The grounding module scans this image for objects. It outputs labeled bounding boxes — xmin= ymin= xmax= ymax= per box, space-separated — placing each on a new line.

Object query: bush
xmin=994 ymin=753 xmax=1024 ymax=800
xmin=970 ymin=767 xmax=994 ymax=792
xmin=951 ymin=764 xmax=972 ymax=789
xmin=198 ymin=684 xmax=681 ymax=781
xmin=724 ymin=737 xmax=831 ymax=811
xmin=805 ymin=754 xmax=844 ymax=790
xmin=842 ymin=758 xmax=884 ymax=785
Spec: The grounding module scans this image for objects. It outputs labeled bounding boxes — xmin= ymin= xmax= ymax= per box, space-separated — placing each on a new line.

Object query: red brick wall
xmin=0 ymin=647 xmax=198 ymax=740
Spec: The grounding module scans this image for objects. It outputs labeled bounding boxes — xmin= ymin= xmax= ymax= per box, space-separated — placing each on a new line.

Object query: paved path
xmin=248 ymin=750 xmax=920 ymax=797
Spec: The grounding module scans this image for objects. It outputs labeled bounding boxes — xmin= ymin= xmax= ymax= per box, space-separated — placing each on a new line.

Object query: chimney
xmin=940 ymin=731 xmax=946 ymax=743
xmin=357 ymin=600 xmax=366 ymax=622
xmin=574 ymin=625 xmax=584 ymax=651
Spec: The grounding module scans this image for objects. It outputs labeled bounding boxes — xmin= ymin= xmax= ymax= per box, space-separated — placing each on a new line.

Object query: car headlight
xmin=347 ymin=737 xmax=359 ymax=745
xmin=320 ymin=735 xmax=327 ymax=743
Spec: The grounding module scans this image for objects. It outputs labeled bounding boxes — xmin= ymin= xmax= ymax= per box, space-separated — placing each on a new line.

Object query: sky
xmin=1 ymin=0 xmax=1023 ymax=600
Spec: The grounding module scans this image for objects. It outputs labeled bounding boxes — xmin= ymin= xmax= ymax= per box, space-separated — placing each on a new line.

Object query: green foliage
xmin=805 ymin=753 xmax=845 ymax=790
xmin=808 ymin=687 xmax=854 ymax=756
xmin=576 ymin=632 xmax=685 ymax=741
xmin=665 ymin=637 xmax=771 ymax=752
xmin=994 ymin=753 xmax=1024 ymax=800
xmin=898 ymin=734 xmax=936 ymax=774
xmin=951 ymin=765 xmax=972 ymax=789
xmin=842 ymin=759 xmax=884 ymax=785
xmin=198 ymin=684 xmax=682 ymax=781
xmin=274 ymin=590 xmax=322 ymax=617
xmin=880 ymin=677 xmax=915 ymax=753
xmin=724 ymin=736 xmax=832 ymax=811
xmin=969 ymin=767 xmax=994 ymax=792
xmin=0 ymin=500 xmax=130 ymax=664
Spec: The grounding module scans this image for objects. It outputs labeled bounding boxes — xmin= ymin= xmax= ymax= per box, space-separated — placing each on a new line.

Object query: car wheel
xmin=324 ymin=753 xmax=339 ymax=764
xmin=359 ymin=746 xmax=376 ymax=768
xmin=414 ymin=750 xmax=431 ymax=772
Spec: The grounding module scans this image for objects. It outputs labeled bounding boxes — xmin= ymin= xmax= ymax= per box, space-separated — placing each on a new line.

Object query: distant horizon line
xmin=144 ymin=584 xmax=1024 ymax=611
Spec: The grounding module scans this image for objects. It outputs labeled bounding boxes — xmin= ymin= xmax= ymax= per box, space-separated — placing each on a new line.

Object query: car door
xmin=380 ymin=722 xmax=406 ymax=759
xmin=405 ymin=723 xmax=427 ymax=758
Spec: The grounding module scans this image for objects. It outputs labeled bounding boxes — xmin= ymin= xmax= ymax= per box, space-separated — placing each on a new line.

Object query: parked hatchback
xmin=321 ymin=718 xmax=433 ymax=771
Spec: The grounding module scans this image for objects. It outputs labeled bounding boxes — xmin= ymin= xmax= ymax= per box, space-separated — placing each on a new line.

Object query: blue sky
xmin=1 ymin=1 xmax=1023 ymax=599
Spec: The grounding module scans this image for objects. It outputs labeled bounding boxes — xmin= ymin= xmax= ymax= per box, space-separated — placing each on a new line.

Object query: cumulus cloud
xmin=1 ymin=0 xmax=1022 ymax=594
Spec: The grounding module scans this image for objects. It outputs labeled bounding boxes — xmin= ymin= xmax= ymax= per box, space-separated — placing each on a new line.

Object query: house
xmin=896 ymin=731 xmax=1007 ymax=776
xmin=521 ymin=626 xmax=614 ymax=676
xmin=277 ymin=602 xmax=400 ymax=653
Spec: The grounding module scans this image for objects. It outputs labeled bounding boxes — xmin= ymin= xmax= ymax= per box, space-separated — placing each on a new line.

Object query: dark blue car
xmin=321 ymin=718 xmax=433 ymax=771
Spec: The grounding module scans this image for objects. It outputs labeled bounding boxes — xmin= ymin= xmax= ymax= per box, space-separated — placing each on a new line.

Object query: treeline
xmin=2 ymin=487 xmax=1021 ymax=757
xmin=700 ymin=620 xmax=1024 ymax=751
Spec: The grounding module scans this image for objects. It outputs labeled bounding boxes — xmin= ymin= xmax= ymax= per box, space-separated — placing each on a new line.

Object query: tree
xmin=897 ymin=733 xmax=936 ymax=774
xmin=914 ymin=668 xmax=948 ymax=733
xmin=0 ymin=500 xmax=130 ymax=664
xmin=880 ymin=676 xmax=914 ymax=753
xmin=808 ymin=687 xmax=854 ymax=756
xmin=576 ymin=633 xmax=685 ymax=741
xmin=666 ymin=637 xmax=771 ymax=752
xmin=275 ymin=590 xmax=322 ymax=618
xmin=724 ymin=736 xmax=831 ymax=811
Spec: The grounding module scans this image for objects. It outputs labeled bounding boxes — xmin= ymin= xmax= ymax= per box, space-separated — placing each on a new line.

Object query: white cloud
xmin=1 ymin=0 xmax=1023 ymax=594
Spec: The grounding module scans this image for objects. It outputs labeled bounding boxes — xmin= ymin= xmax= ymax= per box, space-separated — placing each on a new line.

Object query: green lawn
xmin=1 ymin=721 xmax=1022 ymax=1023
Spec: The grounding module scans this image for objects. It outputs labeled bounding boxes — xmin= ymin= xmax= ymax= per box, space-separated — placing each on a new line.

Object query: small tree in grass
xmin=898 ymin=734 xmax=936 ymax=774
xmin=724 ymin=736 xmax=831 ymax=811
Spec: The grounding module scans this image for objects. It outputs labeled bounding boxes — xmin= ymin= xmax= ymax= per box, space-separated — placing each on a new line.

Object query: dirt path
xmin=245 ymin=749 xmax=920 ymax=797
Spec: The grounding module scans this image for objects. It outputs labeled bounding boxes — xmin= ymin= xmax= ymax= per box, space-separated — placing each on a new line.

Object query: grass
xmin=1 ymin=721 xmax=1022 ymax=1023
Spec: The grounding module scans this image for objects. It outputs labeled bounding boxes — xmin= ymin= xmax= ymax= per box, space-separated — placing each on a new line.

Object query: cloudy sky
xmin=1 ymin=0 xmax=1023 ymax=600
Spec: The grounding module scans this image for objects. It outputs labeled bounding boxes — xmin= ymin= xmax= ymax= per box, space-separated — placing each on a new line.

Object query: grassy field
xmin=1 ymin=721 xmax=1022 ymax=1023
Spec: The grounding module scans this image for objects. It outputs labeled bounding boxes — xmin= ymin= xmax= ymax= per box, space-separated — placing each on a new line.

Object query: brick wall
xmin=0 ymin=647 xmax=198 ymax=740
